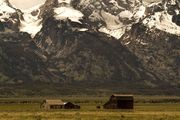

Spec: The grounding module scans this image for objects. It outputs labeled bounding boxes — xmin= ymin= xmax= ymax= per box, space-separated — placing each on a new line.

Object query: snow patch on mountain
xmin=0 ymin=0 xmax=16 ymax=21
xmin=143 ymin=12 xmax=180 ymax=35
xmin=75 ymin=0 xmax=146 ymax=39
xmin=97 ymin=5 xmax=146 ymax=39
xmin=99 ymin=27 xmax=126 ymax=39
xmin=19 ymin=4 xmax=42 ymax=37
xmin=118 ymin=10 xmax=133 ymax=19
xmin=54 ymin=7 xmax=84 ymax=23
xmin=58 ymin=0 xmax=71 ymax=4
xmin=133 ymin=5 xmax=146 ymax=21
xmin=90 ymin=10 xmax=127 ymax=39
xmin=78 ymin=28 xmax=88 ymax=31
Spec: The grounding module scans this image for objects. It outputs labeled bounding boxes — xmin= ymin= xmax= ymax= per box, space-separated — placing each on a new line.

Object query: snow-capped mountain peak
xmin=54 ymin=0 xmax=83 ymax=23
xmin=143 ymin=0 xmax=180 ymax=36
xmin=0 ymin=0 xmax=180 ymax=38
xmin=19 ymin=0 xmax=84 ymax=37
xmin=71 ymin=0 xmax=145 ymax=39
xmin=54 ymin=7 xmax=83 ymax=23
xmin=0 ymin=0 xmax=16 ymax=21
xmin=19 ymin=4 xmax=43 ymax=37
xmin=0 ymin=0 xmax=179 ymax=95
xmin=0 ymin=0 xmax=21 ymax=32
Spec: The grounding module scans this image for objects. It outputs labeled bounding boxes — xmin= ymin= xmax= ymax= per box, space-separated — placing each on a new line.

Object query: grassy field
xmin=0 ymin=96 xmax=180 ymax=120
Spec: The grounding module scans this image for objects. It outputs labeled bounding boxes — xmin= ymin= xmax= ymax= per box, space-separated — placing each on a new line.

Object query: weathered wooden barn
xmin=64 ymin=102 xmax=80 ymax=109
xmin=41 ymin=99 xmax=80 ymax=109
xmin=103 ymin=94 xmax=134 ymax=109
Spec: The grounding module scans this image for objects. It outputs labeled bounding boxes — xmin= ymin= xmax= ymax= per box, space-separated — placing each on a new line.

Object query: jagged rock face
xmin=39 ymin=0 xmax=58 ymax=19
xmin=0 ymin=0 xmax=22 ymax=31
xmin=119 ymin=0 xmax=180 ymax=92
xmin=142 ymin=0 xmax=180 ymax=36
xmin=163 ymin=0 xmax=180 ymax=26
xmin=121 ymin=23 xmax=180 ymax=88
xmin=71 ymin=0 xmax=145 ymax=39
xmin=72 ymin=0 xmax=143 ymax=15
xmin=146 ymin=0 xmax=180 ymax=13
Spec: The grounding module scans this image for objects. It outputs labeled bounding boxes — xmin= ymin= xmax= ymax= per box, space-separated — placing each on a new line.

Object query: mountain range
xmin=0 ymin=0 xmax=179 ymax=96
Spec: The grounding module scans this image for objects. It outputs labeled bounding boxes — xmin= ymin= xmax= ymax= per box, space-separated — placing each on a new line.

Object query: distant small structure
xmin=41 ymin=99 xmax=80 ymax=110
xmin=103 ymin=94 xmax=134 ymax=109
xmin=96 ymin=105 xmax=101 ymax=109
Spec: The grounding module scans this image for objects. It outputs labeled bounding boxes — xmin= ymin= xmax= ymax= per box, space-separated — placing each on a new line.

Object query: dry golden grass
xmin=0 ymin=96 xmax=180 ymax=120
xmin=0 ymin=111 xmax=180 ymax=120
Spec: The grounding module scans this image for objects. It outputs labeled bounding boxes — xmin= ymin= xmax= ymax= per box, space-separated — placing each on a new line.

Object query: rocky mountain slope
xmin=121 ymin=0 xmax=180 ymax=92
xmin=0 ymin=0 xmax=179 ymax=96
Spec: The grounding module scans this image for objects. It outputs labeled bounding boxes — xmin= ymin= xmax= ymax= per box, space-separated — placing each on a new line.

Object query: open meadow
xmin=0 ymin=96 xmax=180 ymax=120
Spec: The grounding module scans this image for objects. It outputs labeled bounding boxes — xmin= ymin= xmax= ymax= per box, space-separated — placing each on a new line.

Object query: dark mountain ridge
xmin=0 ymin=0 xmax=179 ymax=96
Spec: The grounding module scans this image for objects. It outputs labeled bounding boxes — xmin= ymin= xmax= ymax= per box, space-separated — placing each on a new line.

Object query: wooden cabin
xmin=103 ymin=94 xmax=134 ymax=109
xmin=41 ymin=99 xmax=80 ymax=110
xmin=41 ymin=100 xmax=65 ymax=109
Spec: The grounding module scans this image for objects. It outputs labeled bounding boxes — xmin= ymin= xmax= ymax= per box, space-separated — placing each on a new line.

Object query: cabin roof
xmin=44 ymin=99 xmax=65 ymax=105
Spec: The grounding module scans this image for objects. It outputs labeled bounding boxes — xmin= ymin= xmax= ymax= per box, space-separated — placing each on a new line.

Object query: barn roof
xmin=44 ymin=99 xmax=65 ymax=105
xmin=111 ymin=94 xmax=134 ymax=100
